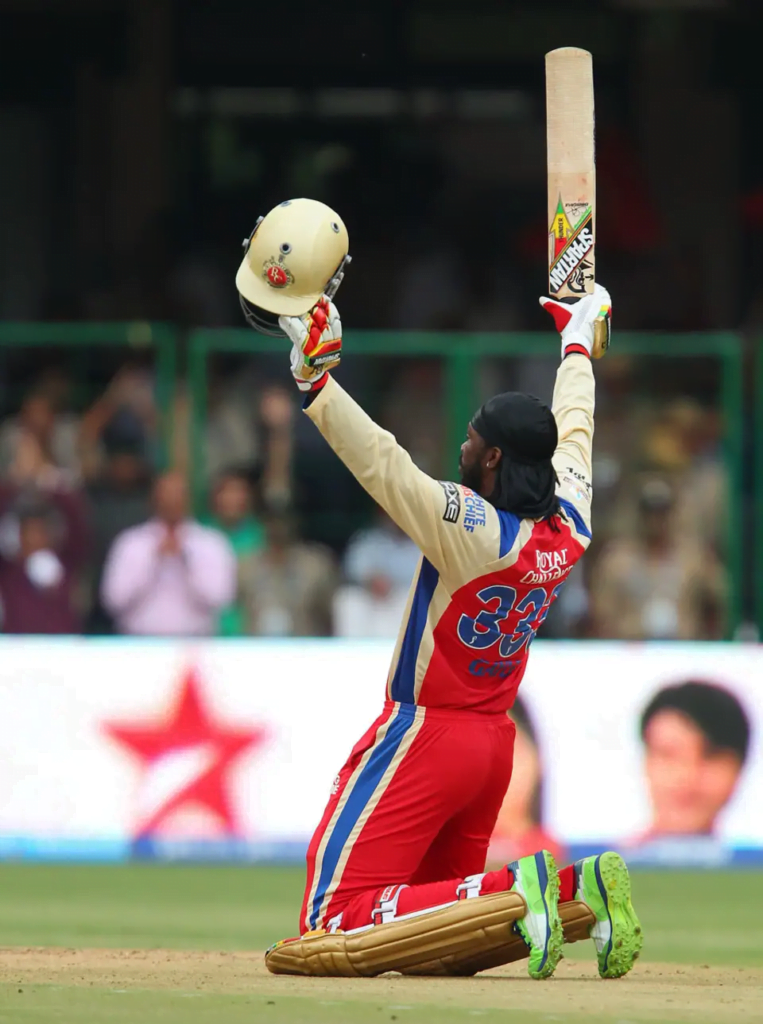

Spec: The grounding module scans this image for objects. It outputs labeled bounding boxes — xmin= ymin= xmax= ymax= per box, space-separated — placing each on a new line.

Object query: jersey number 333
xmin=457 ymin=583 xmax=564 ymax=661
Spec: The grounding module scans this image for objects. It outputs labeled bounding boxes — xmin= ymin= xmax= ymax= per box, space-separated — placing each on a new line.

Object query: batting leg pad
xmin=401 ymin=899 xmax=597 ymax=977
xmin=561 ymin=899 xmax=596 ymax=943
xmin=265 ymin=890 xmax=527 ymax=977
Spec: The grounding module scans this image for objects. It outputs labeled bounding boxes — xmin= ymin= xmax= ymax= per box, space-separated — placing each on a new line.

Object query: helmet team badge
xmin=263 ymin=257 xmax=294 ymax=289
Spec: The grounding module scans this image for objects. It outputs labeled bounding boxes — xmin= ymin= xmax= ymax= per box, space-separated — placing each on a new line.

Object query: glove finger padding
xmin=539 ymin=283 xmax=612 ymax=360
xmin=540 ymin=299 xmax=574 ymax=334
xmin=281 ymin=297 xmax=343 ymax=392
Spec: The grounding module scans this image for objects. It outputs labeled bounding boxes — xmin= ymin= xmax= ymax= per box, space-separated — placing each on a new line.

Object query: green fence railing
xmin=0 ymin=322 xmax=178 ymax=467
xmin=189 ymin=329 xmax=745 ymax=638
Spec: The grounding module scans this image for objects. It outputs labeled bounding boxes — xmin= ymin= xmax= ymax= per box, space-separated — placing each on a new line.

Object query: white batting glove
xmin=539 ymin=283 xmax=612 ymax=360
xmin=279 ymin=297 xmax=343 ymax=393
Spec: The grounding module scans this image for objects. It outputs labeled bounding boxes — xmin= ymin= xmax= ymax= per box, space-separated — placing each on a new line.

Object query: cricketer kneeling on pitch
xmin=236 ymin=198 xmax=642 ymax=982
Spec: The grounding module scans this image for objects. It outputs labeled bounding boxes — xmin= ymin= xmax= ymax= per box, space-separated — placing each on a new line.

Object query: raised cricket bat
xmin=545 ymin=47 xmax=608 ymax=357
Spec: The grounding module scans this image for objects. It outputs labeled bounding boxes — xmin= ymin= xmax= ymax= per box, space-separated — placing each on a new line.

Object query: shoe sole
xmin=595 ymin=851 xmax=643 ymax=979
xmin=514 ymin=850 xmax=564 ymax=981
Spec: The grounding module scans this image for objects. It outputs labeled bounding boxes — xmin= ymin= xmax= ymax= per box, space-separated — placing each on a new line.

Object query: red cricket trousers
xmin=300 ymin=700 xmax=518 ymax=934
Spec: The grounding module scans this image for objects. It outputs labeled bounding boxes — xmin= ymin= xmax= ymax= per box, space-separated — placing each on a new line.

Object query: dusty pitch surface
xmin=3 ymin=867 xmax=761 ymax=1022
xmin=1 ymin=947 xmax=760 ymax=1023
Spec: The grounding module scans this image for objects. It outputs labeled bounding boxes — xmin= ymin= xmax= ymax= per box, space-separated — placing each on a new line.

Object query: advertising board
xmin=0 ymin=639 xmax=759 ymax=866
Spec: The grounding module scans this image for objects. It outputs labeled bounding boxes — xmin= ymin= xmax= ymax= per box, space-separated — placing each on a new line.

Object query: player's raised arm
xmin=232 ymin=196 xmax=599 ymax=577
xmin=229 ymin=197 xmax=492 ymax=573
xmin=280 ymin=298 xmax=497 ymax=574
xmin=539 ymin=284 xmax=612 ymax=532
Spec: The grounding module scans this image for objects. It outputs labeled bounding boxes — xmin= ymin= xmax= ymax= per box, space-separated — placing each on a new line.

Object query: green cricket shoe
xmin=574 ymin=851 xmax=643 ymax=979
xmin=508 ymin=850 xmax=563 ymax=980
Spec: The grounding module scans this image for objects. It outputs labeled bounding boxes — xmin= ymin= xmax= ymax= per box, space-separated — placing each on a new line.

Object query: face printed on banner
xmin=497 ymin=724 xmax=541 ymax=833
xmin=643 ymin=709 xmax=746 ymax=836
xmin=487 ymin=698 xmax=566 ymax=867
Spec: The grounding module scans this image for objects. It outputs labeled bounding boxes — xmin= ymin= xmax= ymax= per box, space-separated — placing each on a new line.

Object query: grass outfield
xmin=0 ymin=864 xmax=761 ymax=1023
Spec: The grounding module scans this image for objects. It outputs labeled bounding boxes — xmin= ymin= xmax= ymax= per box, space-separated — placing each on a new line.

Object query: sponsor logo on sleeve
xmin=463 ymin=489 xmax=487 ymax=532
xmin=439 ymin=481 xmax=462 ymax=524
xmin=562 ymin=466 xmax=592 ymax=497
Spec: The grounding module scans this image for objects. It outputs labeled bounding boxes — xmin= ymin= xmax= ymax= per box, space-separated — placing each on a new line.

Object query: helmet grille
xmin=238 ymin=294 xmax=286 ymax=338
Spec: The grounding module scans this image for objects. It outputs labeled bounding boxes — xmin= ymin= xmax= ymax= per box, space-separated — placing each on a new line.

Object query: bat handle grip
xmin=592 ymin=316 xmax=609 ymax=360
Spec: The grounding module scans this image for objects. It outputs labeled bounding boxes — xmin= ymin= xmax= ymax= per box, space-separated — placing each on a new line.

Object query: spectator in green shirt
xmin=205 ymin=385 xmax=297 ymax=635
xmin=204 ymin=469 xmax=263 ymax=635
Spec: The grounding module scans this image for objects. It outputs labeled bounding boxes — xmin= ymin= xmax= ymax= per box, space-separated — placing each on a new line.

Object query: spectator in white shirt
xmin=333 ymin=512 xmax=420 ymax=639
xmin=101 ymin=470 xmax=236 ymax=636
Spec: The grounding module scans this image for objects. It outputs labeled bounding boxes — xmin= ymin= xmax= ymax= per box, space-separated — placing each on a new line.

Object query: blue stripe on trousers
xmin=309 ymin=707 xmax=415 ymax=929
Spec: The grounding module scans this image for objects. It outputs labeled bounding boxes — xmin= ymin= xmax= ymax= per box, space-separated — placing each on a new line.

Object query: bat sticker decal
xmin=548 ymin=198 xmax=594 ymax=295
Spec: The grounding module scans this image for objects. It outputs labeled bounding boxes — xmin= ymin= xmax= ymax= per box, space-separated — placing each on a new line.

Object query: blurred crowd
xmin=0 ymin=349 xmax=729 ymax=641
xmin=3 ymin=0 xmax=762 ymax=640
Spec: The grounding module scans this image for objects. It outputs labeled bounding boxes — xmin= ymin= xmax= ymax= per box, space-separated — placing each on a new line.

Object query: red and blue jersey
xmin=306 ymin=355 xmax=595 ymax=714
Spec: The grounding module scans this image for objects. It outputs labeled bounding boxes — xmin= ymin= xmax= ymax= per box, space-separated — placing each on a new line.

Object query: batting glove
xmin=279 ymin=297 xmax=342 ymax=394
xmin=539 ymin=283 xmax=612 ymax=360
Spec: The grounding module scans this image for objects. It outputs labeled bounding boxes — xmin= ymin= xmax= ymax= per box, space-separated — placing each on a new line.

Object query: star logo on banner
xmin=103 ymin=666 xmax=267 ymax=838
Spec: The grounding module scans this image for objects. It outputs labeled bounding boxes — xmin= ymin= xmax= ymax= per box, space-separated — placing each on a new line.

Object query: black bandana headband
xmin=471 ymin=392 xmax=560 ymax=519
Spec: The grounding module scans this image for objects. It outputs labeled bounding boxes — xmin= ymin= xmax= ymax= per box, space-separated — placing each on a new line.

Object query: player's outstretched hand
xmin=279 ymin=297 xmax=343 ymax=393
xmin=539 ymin=284 xmax=612 ymax=360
